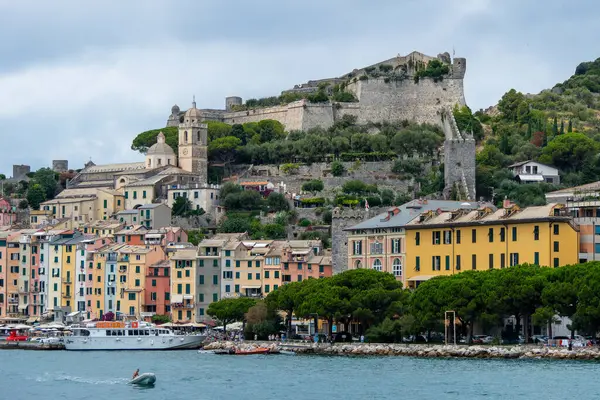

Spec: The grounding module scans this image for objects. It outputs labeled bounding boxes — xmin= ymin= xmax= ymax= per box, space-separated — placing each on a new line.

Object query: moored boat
xmin=234 ymin=347 xmax=270 ymax=355
xmin=64 ymin=321 xmax=204 ymax=351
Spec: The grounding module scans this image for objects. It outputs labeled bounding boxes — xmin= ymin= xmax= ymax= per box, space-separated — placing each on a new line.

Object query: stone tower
xmin=178 ymin=99 xmax=208 ymax=184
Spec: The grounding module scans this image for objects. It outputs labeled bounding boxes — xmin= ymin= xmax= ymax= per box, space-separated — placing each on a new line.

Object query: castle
xmin=166 ymin=51 xmax=475 ymax=200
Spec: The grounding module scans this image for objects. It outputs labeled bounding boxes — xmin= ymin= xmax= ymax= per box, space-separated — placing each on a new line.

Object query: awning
xmin=517 ymin=174 xmax=544 ymax=182
xmin=241 ymin=285 xmax=262 ymax=289
xmin=183 ymin=295 xmax=193 ymax=300
xmin=407 ymin=275 xmax=434 ymax=282
xmin=171 ymin=294 xmax=183 ymax=303
xmin=145 ymin=234 xmax=162 ymax=238
xmin=18 ymin=304 xmax=28 ymax=310
xmin=67 ymin=311 xmax=81 ymax=317
xmin=26 ymin=317 xmax=39 ymax=324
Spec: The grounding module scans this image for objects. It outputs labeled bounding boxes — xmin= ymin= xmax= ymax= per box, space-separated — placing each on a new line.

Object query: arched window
xmin=167 ymin=159 xmax=171 ymax=165
xmin=392 ymin=258 xmax=402 ymax=277
xmin=157 ymin=158 xmax=162 ymax=166
xmin=184 ymin=131 xmax=188 ymax=143
xmin=197 ymin=131 xmax=200 ymax=142
xmin=147 ymin=159 xmax=151 ymax=167
xmin=373 ymin=259 xmax=382 ymax=272
xmin=355 ymin=260 xmax=362 ymax=269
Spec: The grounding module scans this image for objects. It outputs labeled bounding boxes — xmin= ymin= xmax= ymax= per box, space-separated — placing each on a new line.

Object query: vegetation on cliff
xmin=208 ymin=263 xmax=600 ymax=343
xmin=476 ymin=56 xmax=600 ymax=207
xmin=1 ymin=167 xmax=64 ymax=210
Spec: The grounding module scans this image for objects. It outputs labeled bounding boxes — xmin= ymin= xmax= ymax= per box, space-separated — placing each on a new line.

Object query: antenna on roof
xmin=192 ymin=95 xmax=196 ymax=109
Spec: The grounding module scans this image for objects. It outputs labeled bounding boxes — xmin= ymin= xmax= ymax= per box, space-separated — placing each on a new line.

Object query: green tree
xmin=172 ymin=196 xmax=193 ymax=217
xmin=208 ymin=136 xmax=242 ymax=165
xmin=186 ymin=230 xmax=205 ymax=246
xmin=497 ymin=89 xmax=527 ymax=123
xmin=207 ymin=297 xmax=257 ymax=333
xmin=266 ymin=192 xmax=289 ymax=212
xmin=131 ymin=126 xmax=178 ymax=154
xmin=302 ymin=180 xmax=324 ymax=193
xmin=539 ymin=132 xmax=600 ymax=171
xmin=218 ymin=217 xmax=251 ymax=233
xmin=26 ymin=184 xmax=46 ymax=210
xmin=331 ymin=161 xmax=345 ymax=176
xmin=568 ymin=119 xmax=573 ymax=132
xmin=32 ymin=168 xmax=59 ymax=200
xmin=380 ymin=189 xmax=395 ymax=206
xmin=0 ymin=174 xmax=5 ymax=180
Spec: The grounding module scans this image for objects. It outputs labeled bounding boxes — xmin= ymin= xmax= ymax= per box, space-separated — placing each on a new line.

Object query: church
xmin=39 ymin=102 xmax=220 ymax=227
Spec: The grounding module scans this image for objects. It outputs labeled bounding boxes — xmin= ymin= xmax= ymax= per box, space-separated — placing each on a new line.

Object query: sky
xmin=0 ymin=0 xmax=598 ymax=176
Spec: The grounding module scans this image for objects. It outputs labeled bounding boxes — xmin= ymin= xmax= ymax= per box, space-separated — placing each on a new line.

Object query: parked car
xmin=481 ymin=336 xmax=495 ymax=344
xmin=472 ymin=335 xmax=487 ymax=344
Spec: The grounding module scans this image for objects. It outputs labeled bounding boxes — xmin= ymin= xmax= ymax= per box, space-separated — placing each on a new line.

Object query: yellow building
xmin=81 ymin=221 xmax=124 ymax=238
xmin=231 ymin=241 xmax=271 ymax=298
xmin=404 ymin=203 xmax=580 ymax=288
xmin=170 ymin=248 xmax=197 ymax=322
xmin=90 ymin=250 xmax=107 ymax=319
xmin=40 ymin=188 xmax=125 ymax=227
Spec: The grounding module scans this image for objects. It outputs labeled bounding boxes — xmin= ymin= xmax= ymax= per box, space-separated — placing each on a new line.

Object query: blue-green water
xmin=2 ymin=350 xmax=600 ymax=399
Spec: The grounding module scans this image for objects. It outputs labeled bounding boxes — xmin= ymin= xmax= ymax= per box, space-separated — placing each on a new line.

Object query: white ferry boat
xmin=64 ymin=321 xmax=204 ymax=351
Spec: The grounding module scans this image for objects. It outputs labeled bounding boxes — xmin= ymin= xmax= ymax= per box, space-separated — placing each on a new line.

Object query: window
xmin=213 ymin=275 xmax=218 ymax=285
xmin=488 ymin=228 xmax=494 ymax=243
xmin=142 ymin=191 xmax=147 ymax=199
xmin=553 ymin=241 xmax=559 ymax=252
xmin=512 ymin=227 xmax=517 ymax=241
xmin=199 ymin=260 xmax=204 ymax=267
xmin=431 ymin=256 xmax=441 ymax=271
xmin=248 ymin=273 xmax=252 ymax=280
xmin=353 ymin=241 xmax=363 ymax=255
xmin=415 ymin=232 xmax=420 ymax=246
xmin=370 ymin=241 xmax=383 ymax=254
xmin=533 ymin=225 xmax=539 ymax=241
xmin=372 ymin=259 xmax=382 ymax=271
xmin=213 ymin=260 xmax=219 ymax=267
xmin=235 ymin=272 xmax=240 ymax=279
xmin=456 ymin=255 xmax=461 ymax=271
xmin=185 ymin=284 xmax=190 ymax=294
xmin=235 ymin=260 xmax=240 ymax=268
xmin=151 ymin=279 xmax=156 ymax=287
xmin=415 ymin=256 xmax=420 ymax=272
xmin=199 ymin=275 xmax=204 ymax=285
xmin=510 ymin=253 xmax=519 ymax=266
xmin=534 ymin=252 xmax=539 ymax=265
xmin=499 ymin=227 xmax=505 ymax=242
xmin=225 ymin=260 xmax=231 ymax=267
xmin=432 ymin=231 xmax=441 ymax=245
xmin=472 ymin=229 xmax=477 ymax=243
xmin=391 ymin=239 xmax=400 ymax=254
xmin=298 ymin=275 xmax=303 ymax=282
xmin=274 ymin=271 xmax=279 ymax=279
xmin=135 ymin=266 xmax=140 ymax=273
xmin=443 ymin=231 xmax=452 ymax=245
xmin=128 ymin=293 xmax=136 ymax=301
xmin=255 ymin=261 xmax=260 ymax=268
xmin=103 ymin=199 xmax=108 ymax=209
xmin=553 ymin=225 xmax=560 ymax=235
xmin=133 ymin=191 xmax=137 ymax=200
xmin=247 ymin=261 xmax=251 ymax=268
xmin=199 ymin=293 xmax=205 ymax=302
xmin=177 ymin=271 xmax=182 ymax=279
xmin=185 ymin=270 xmax=190 ymax=278
xmin=553 ymin=257 xmax=559 ymax=268
xmin=500 ymin=253 xmax=506 ymax=269
xmin=445 ymin=255 xmax=450 ymax=271
xmin=235 ymin=284 xmax=240 ymax=293
xmin=177 ymin=284 xmax=182 ymax=294
xmin=472 ymin=254 xmax=477 ymax=270
xmin=265 ymin=284 xmax=270 ymax=293
xmin=213 ymin=293 xmax=218 ymax=302
xmin=392 ymin=258 xmax=401 ymax=277
xmin=135 ymin=279 xmax=140 ymax=287
xmin=489 ymin=254 xmax=494 ymax=269
xmin=456 ymin=230 xmax=461 ymax=244
xmin=264 ymin=271 xmax=270 ymax=279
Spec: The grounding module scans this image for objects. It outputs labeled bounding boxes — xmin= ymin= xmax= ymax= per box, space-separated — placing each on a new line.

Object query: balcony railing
xmin=119 ymin=256 xmax=130 ymax=262
xmin=171 ymin=302 xmax=195 ymax=309
xmin=18 ymin=287 xmax=29 ymax=294
xmin=63 ymin=278 xmax=72 ymax=284
xmin=107 ymin=255 xmax=118 ymax=262
xmin=62 ymin=293 xmax=72 ymax=298
xmin=8 ymin=298 xmax=18 ymax=304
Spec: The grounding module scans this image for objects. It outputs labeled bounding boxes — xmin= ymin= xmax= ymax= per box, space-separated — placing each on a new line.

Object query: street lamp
xmin=309 ymin=313 xmax=319 ymax=338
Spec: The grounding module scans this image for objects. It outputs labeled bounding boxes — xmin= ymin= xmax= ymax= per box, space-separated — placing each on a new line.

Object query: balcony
xmin=19 ymin=236 xmax=31 ymax=244
xmin=107 ymin=254 xmax=118 ymax=262
xmin=62 ymin=293 xmax=72 ymax=299
xmin=200 ymin=251 xmax=219 ymax=257
xmin=18 ymin=287 xmax=29 ymax=294
xmin=63 ymin=278 xmax=72 ymax=284
xmin=31 ymin=285 xmax=40 ymax=293
xmin=119 ymin=255 xmax=130 ymax=262
xmin=171 ymin=302 xmax=195 ymax=309
xmin=8 ymin=298 xmax=18 ymax=304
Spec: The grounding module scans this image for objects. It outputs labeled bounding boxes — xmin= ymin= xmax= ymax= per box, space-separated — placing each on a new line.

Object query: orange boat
xmin=234 ymin=347 xmax=270 ymax=355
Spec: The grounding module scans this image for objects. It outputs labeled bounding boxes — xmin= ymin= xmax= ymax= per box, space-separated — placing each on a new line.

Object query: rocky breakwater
xmin=203 ymin=341 xmax=600 ymax=360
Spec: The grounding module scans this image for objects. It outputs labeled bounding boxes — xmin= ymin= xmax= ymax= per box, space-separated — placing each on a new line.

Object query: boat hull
xmin=130 ymin=373 xmax=156 ymax=385
xmin=64 ymin=335 xmax=204 ymax=351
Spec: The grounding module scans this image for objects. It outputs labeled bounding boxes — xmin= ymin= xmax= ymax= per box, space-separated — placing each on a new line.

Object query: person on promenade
xmin=132 ymin=369 xmax=139 ymax=379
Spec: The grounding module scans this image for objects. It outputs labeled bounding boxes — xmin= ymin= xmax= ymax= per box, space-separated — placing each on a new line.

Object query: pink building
xmin=0 ymin=198 xmax=15 ymax=226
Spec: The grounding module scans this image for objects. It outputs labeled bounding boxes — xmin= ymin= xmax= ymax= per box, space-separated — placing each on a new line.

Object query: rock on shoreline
xmin=203 ymin=341 xmax=600 ymax=360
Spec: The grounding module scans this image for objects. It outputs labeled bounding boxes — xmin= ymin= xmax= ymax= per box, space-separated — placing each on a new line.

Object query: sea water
xmin=1 ymin=350 xmax=599 ymax=399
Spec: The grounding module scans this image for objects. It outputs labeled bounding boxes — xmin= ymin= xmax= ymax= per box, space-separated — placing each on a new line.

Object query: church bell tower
xmin=178 ymin=97 xmax=208 ymax=184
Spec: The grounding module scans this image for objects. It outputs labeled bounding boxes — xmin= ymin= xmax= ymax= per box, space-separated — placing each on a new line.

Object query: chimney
xmin=503 ymin=198 xmax=511 ymax=209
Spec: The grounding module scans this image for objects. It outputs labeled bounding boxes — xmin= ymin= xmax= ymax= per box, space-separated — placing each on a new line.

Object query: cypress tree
xmin=553 ymin=116 xmax=558 ymax=136
xmin=542 ymin=132 xmax=548 ymax=147
xmin=568 ymin=119 xmax=573 ymax=132
xmin=560 ymin=120 xmax=564 ymax=135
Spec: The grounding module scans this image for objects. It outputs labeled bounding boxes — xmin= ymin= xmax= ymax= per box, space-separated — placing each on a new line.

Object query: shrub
xmin=299 ymin=218 xmax=312 ymax=227
xmin=302 ymin=180 xmax=324 ymax=193
xmin=322 ymin=210 xmax=333 ymax=224
xmin=280 ymin=163 xmax=300 ymax=174
xmin=331 ymin=161 xmax=345 ymax=176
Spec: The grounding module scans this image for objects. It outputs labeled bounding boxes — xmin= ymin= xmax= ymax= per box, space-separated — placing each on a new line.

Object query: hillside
xmin=475 ymin=57 xmax=600 ymax=206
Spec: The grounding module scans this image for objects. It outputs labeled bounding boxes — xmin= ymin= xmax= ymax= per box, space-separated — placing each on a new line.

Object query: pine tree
xmin=568 ymin=119 xmax=573 ymax=133
xmin=527 ymin=122 xmax=533 ymax=139
xmin=542 ymin=132 xmax=548 ymax=148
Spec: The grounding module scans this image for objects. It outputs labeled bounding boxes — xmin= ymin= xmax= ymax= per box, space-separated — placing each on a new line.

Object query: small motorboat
xmin=234 ymin=347 xmax=270 ymax=355
xmin=279 ymin=350 xmax=296 ymax=356
xmin=129 ymin=373 xmax=156 ymax=386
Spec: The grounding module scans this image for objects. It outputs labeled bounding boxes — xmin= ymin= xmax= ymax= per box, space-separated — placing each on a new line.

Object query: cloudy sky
xmin=0 ymin=0 xmax=597 ymax=176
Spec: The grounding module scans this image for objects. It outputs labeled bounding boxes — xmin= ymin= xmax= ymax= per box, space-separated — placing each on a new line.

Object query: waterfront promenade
xmin=204 ymin=340 xmax=600 ymax=360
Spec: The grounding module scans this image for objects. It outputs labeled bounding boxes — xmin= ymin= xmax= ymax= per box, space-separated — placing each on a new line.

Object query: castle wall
xmin=223 ymin=102 xmax=301 ymax=130
xmin=341 ymin=77 xmax=465 ymax=125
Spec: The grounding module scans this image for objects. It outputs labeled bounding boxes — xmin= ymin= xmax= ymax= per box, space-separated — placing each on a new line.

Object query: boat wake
xmin=35 ymin=372 xmax=128 ymax=385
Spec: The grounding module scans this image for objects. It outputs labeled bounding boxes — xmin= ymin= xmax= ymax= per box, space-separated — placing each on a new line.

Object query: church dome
xmin=171 ymin=104 xmax=180 ymax=115
xmin=147 ymin=132 xmax=175 ymax=156
xmin=184 ymin=98 xmax=202 ymax=122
